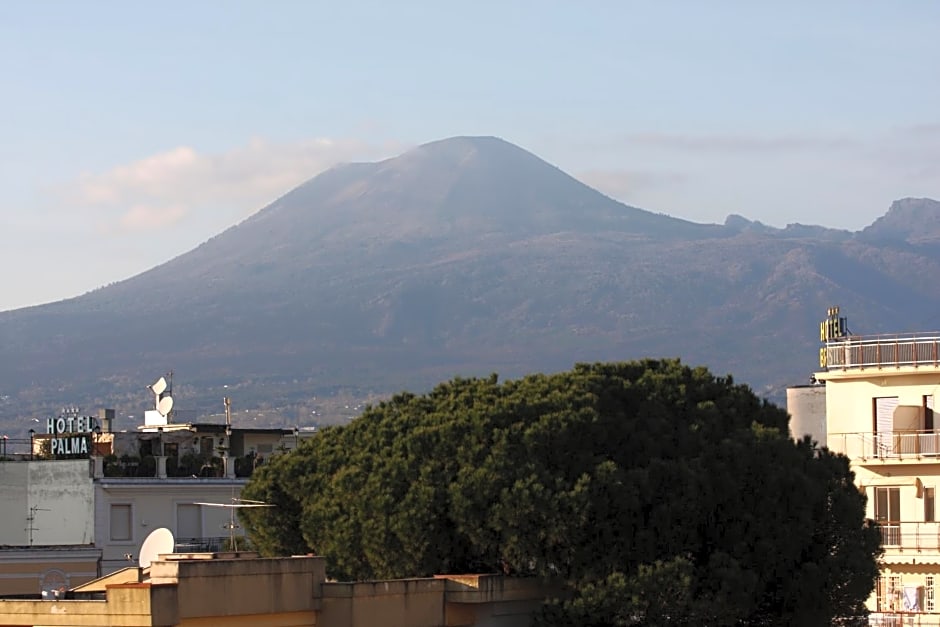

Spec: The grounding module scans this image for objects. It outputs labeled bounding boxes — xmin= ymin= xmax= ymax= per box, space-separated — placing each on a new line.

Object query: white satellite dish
xmin=138 ymin=527 xmax=175 ymax=569
xmin=157 ymin=395 xmax=174 ymax=417
xmin=150 ymin=377 xmax=168 ymax=397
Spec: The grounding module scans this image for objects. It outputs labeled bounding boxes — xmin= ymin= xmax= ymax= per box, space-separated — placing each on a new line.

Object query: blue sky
xmin=1 ymin=1 xmax=938 ymax=310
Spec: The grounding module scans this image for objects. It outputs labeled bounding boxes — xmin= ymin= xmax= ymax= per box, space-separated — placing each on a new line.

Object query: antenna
xmin=138 ymin=527 xmax=175 ymax=569
xmin=223 ymin=397 xmax=233 ymax=438
xmin=193 ymin=498 xmax=274 ymax=551
xmin=25 ymin=506 xmax=51 ymax=546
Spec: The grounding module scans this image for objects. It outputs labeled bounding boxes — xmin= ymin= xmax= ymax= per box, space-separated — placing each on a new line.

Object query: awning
xmin=859 ymin=476 xmax=923 ymax=497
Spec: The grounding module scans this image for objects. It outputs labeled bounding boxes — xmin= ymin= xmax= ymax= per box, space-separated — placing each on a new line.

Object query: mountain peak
xmin=244 ymin=136 xmax=713 ymax=245
xmin=859 ymin=197 xmax=940 ymax=244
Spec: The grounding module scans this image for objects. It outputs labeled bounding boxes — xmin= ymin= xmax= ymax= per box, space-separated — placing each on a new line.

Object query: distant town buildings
xmin=0 ymin=394 xmax=308 ymax=595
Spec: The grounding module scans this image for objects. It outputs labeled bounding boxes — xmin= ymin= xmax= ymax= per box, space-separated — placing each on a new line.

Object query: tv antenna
xmin=25 ymin=505 xmax=50 ymax=546
xmin=192 ymin=498 xmax=274 ymax=551
xmin=138 ymin=527 xmax=175 ymax=569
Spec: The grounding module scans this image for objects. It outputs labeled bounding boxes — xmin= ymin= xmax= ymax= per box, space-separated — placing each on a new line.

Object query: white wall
xmin=0 ymin=460 xmax=93 ymax=546
xmin=0 ymin=462 xmax=29 ymax=545
xmin=28 ymin=460 xmax=94 ymax=545
xmin=94 ymin=479 xmax=248 ymax=574
xmin=822 ymin=371 xmax=940 ymax=438
xmin=787 ymin=385 xmax=827 ymax=444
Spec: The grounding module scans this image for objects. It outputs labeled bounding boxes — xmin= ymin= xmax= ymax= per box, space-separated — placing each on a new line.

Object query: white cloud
xmin=117 ymin=204 xmax=187 ymax=232
xmin=59 ymin=137 xmax=404 ymax=235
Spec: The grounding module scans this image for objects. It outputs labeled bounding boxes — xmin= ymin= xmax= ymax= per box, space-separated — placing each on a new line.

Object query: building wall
xmin=94 ymin=479 xmax=247 ymax=574
xmin=0 ymin=547 xmax=100 ymax=596
xmin=822 ymin=370 xmax=940 ymax=439
xmin=320 ymin=579 xmax=446 ymax=627
xmin=0 ymin=460 xmax=93 ymax=546
xmin=28 ymin=460 xmax=95 ymax=545
xmin=0 ymin=462 xmax=29 ymax=545
xmin=820 ymin=366 xmax=940 ymax=617
xmin=786 ymin=384 xmax=826 ymax=444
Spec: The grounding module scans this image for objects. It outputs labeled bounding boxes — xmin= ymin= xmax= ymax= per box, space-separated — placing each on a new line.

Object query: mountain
xmin=1 ymin=136 xmax=939 ymax=431
xmin=858 ymin=198 xmax=940 ymax=244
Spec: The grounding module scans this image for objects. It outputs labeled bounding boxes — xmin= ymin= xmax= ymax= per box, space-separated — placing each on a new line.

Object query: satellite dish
xmin=157 ymin=396 xmax=174 ymax=417
xmin=139 ymin=527 xmax=175 ymax=569
xmin=150 ymin=377 xmax=168 ymax=397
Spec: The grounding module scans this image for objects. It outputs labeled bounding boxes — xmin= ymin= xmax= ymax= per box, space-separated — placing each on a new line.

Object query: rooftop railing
xmin=824 ymin=333 xmax=940 ymax=371
xmin=174 ymin=536 xmax=231 ymax=553
xmin=0 ymin=437 xmax=35 ymax=460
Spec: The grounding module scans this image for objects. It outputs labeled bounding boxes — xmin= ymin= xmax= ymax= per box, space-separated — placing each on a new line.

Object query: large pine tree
xmin=240 ymin=360 xmax=880 ymax=626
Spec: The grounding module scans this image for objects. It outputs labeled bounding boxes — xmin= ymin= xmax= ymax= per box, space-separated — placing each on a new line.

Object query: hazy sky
xmin=1 ymin=1 xmax=938 ymax=311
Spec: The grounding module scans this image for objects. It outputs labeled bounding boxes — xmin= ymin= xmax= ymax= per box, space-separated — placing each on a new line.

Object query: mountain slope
xmin=1 ymin=136 xmax=938 ymax=429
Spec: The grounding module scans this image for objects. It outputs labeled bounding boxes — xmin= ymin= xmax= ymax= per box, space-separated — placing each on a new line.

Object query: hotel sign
xmin=46 ymin=413 xmax=98 ymax=457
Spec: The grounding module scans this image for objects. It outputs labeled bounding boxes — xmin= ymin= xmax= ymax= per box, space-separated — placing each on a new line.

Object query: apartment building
xmin=812 ymin=309 xmax=940 ymax=626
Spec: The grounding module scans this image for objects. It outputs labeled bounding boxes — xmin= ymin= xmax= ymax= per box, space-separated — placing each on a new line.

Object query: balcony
xmin=876 ymin=522 xmax=940 ymax=551
xmin=824 ymin=333 xmax=940 ymax=372
xmin=829 ymin=432 xmax=940 ymax=463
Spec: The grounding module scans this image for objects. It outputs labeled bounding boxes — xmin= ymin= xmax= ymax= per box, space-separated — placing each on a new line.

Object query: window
xmin=926 ymin=487 xmax=935 ymax=523
xmin=176 ymin=503 xmax=201 ymax=539
xmin=874 ymin=397 xmax=899 ymax=456
xmin=878 ymin=575 xmax=903 ymax=611
xmin=927 ymin=575 xmax=935 ymax=612
xmin=110 ymin=504 xmax=132 ymax=541
xmin=926 ymin=395 xmax=935 ymax=431
xmin=875 ymin=487 xmax=901 ymax=545
xmin=875 ymin=487 xmax=901 ymax=522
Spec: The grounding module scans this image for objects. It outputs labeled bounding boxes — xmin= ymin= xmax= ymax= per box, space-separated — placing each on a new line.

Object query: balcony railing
xmin=824 ymin=333 xmax=940 ymax=371
xmin=829 ymin=432 xmax=940 ymax=461
xmin=877 ymin=522 xmax=940 ymax=550
xmin=871 ymin=613 xmax=940 ymax=626
xmin=174 ymin=536 xmax=230 ymax=553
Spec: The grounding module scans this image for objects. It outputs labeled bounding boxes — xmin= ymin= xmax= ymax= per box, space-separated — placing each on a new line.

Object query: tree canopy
xmin=240 ymin=359 xmax=880 ymax=626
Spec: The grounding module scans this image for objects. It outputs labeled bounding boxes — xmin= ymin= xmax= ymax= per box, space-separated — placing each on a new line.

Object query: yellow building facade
xmin=819 ymin=329 xmax=940 ymax=626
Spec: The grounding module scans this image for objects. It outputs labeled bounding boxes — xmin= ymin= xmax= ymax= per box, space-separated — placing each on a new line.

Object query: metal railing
xmin=829 ymin=432 xmax=940 ymax=461
xmin=870 ymin=613 xmax=940 ymax=626
xmin=825 ymin=333 xmax=940 ymax=371
xmin=174 ymin=536 xmax=230 ymax=553
xmin=878 ymin=522 xmax=940 ymax=550
xmin=0 ymin=437 xmax=36 ymax=459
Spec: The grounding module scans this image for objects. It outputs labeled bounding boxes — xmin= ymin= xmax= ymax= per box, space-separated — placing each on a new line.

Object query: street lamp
xmin=28 ymin=429 xmax=35 ymax=461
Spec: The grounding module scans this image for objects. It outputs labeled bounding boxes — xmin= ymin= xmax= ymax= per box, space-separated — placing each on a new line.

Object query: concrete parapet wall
xmin=320 ymin=578 xmax=446 ymax=627
xmin=151 ymin=555 xmax=326 ymax=618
